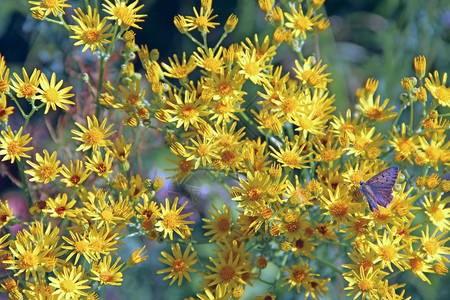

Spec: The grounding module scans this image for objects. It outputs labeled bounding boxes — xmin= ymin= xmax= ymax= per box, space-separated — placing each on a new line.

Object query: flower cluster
xmin=0 ymin=0 xmax=449 ymax=299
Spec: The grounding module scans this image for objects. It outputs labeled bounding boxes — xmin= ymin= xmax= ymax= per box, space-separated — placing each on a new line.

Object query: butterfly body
xmin=359 ymin=166 xmax=399 ymax=212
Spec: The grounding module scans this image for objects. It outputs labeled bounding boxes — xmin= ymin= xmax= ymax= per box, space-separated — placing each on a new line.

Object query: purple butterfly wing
xmin=370 ymin=187 xmax=395 ymax=208
xmin=366 ymin=166 xmax=399 ymax=189
xmin=361 ymin=166 xmax=399 ymax=211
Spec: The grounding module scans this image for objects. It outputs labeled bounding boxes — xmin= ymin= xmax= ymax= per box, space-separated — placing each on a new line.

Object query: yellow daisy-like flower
xmin=420 ymin=225 xmax=450 ymax=263
xmin=0 ymin=54 xmax=10 ymax=94
xmin=60 ymin=159 xmax=91 ymax=187
xmin=102 ymin=0 xmax=147 ymax=29
xmin=345 ymin=126 xmax=384 ymax=157
xmin=425 ymin=70 xmax=450 ymax=107
xmin=155 ymin=197 xmax=195 ymax=240
xmin=269 ymin=136 xmax=311 ymax=169
xmin=157 ymin=243 xmax=198 ymax=286
xmin=237 ymin=48 xmax=272 ymax=85
xmin=62 ymin=231 xmax=94 ymax=264
xmin=91 ymin=255 xmax=124 ymax=286
xmin=29 ymin=0 xmax=71 ymax=17
xmin=162 ymin=52 xmax=197 ymax=79
xmin=69 ymin=6 xmax=114 ymax=54
xmin=388 ymin=123 xmax=418 ymax=163
xmin=423 ymin=193 xmax=450 ymax=231
xmin=293 ymin=57 xmax=332 ymax=90
xmin=42 ymin=193 xmax=77 ymax=219
xmin=205 ymin=253 xmax=247 ymax=291
xmin=202 ymin=204 xmax=233 ymax=242
xmin=10 ymin=68 xmax=41 ymax=99
xmin=0 ymin=199 xmax=13 ymax=228
xmin=85 ymin=151 xmax=114 ymax=178
xmin=184 ymin=134 xmax=220 ymax=169
xmin=281 ymin=259 xmax=318 ymax=293
xmin=369 ymin=229 xmax=407 ymax=272
xmin=185 ymin=6 xmax=220 ymax=34
xmin=35 ymin=72 xmax=75 ymax=114
xmin=25 ymin=149 xmax=62 ymax=183
xmin=166 ymin=91 xmax=209 ymax=131
xmin=117 ymin=79 xmax=146 ymax=106
xmin=72 ymin=116 xmax=115 ymax=152
xmin=0 ymin=93 xmax=14 ymax=122
xmin=0 ymin=126 xmax=33 ymax=163
xmin=49 ymin=265 xmax=90 ymax=299
xmin=284 ymin=6 xmax=321 ymax=39
xmin=358 ymin=94 xmax=397 ymax=122
xmin=6 ymin=238 xmax=48 ymax=280
xmin=344 ymin=266 xmax=385 ymax=300
xmin=232 ymin=171 xmax=271 ymax=213
xmin=193 ymin=47 xmax=225 ymax=74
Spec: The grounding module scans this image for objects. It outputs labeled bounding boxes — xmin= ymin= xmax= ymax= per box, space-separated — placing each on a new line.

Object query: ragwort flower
xmin=0 ymin=126 xmax=33 ymax=163
xmin=35 ymin=72 xmax=75 ymax=114
xmin=157 ymin=243 xmax=198 ymax=286
xmin=72 ymin=116 xmax=115 ymax=152
xmin=70 ymin=6 xmax=114 ymax=54
xmin=25 ymin=149 xmax=62 ymax=183
xmin=102 ymin=0 xmax=147 ymax=29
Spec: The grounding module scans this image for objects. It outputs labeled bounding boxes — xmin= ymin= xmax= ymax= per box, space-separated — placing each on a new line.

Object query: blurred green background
xmin=0 ymin=0 xmax=449 ymax=299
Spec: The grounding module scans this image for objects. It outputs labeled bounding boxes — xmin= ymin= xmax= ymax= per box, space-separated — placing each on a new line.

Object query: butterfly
xmin=359 ymin=166 xmax=399 ymax=212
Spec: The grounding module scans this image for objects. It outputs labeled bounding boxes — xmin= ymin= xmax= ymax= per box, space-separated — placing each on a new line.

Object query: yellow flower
xmin=185 ymin=6 xmax=220 ymax=34
xmin=369 ymin=229 xmax=407 ymax=272
xmin=29 ymin=0 xmax=71 ymax=17
xmin=6 ymin=238 xmax=48 ymax=280
xmin=358 ymin=94 xmax=397 ymax=122
xmin=0 ymin=200 xmax=13 ymax=228
xmin=184 ymin=134 xmax=220 ymax=169
xmin=156 ymin=197 xmax=195 ymax=240
xmin=284 ymin=6 xmax=321 ymax=39
xmin=60 ymin=159 xmax=91 ymax=187
xmin=25 ymin=149 xmax=62 ymax=183
xmin=321 ymin=186 xmax=358 ymax=225
xmin=237 ymin=48 xmax=272 ymax=85
xmin=193 ymin=47 xmax=225 ymax=74
xmin=0 ymin=54 xmax=10 ymax=94
xmin=281 ymin=208 xmax=310 ymax=242
xmin=414 ymin=55 xmax=426 ymax=79
xmin=417 ymin=134 xmax=450 ymax=170
xmin=389 ymin=123 xmax=418 ymax=163
xmin=162 ymin=52 xmax=197 ymax=79
xmin=166 ymin=91 xmax=209 ymax=131
xmin=10 ymin=68 xmax=41 ymax=99
xmin=157 ymin=243 xmax=198 ymax=286
xmin=0 ymin=126 xmax=33 ymax=163
xmin=49 ymin=265 xmax=90 ymax=299
xmin=91 ymin=255 xmax=124 ymax=286
xmin=423 ymin=193 xmax=450 ymax=231
xmin=293 ymin=57 xmax=332 ymax=90
xmin=406 ymin=252 xmax=432 ymax=284
xmin=0 ymin=93 xmax=14 ymax=122
xmin=205 ymin=253 xmax=247 ymax=291
xmin=345 ymin=126 xmax=384 ymax=157
xmin=344 ymin=266 xmax=385 ymax=300
xmin=269 ymin=136 xmax=311 ymax=169
xmin=127 ymin=246 xmax=148 ymax=266
xmin=85 ymin=151 xmax=114 ymax=177
xmin=166 ymin=156 xmax=195 ymax=184
xmin=281 ymin=259 xmax=318 ymax=293
xmin=242 ymin=34 xmax=276 ymax=61
xmin=304 ymin=277 xmax=330 ymax=300
xmin=425 ymin=70 xmax=450 ymax=107
xmin=202 ymin=204 xmax=233 ymax=242
xmin=62 ymin=231 xmax=95 ymax=264
xmin=42 ymin=193 xmax=77 ymax=219
xmin=35 ymin=72 xmax=75 ymax=114
xmin=72 ymin=116 xmax=115 ymax=152
xmin=102 ymin=0 xmax=147 ymax=29
xmin=117 ymin=79 xmax=146 ymax=106
xmin=420 ymin=225 xmax=450 ymax=263
xmin=69 ymin=6 xmax=114 ymax=53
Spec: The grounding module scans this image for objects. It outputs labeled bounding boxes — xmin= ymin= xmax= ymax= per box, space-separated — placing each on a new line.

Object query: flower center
xmin=172 ymin=258 xmax=186 ymax=273
xmin=43 ymin=88 xmax=59 ymax=103
xmin=85 ymin=30 xmax=100 ymax=42
xmin=163 ymin=212 xmax=180 ymax=230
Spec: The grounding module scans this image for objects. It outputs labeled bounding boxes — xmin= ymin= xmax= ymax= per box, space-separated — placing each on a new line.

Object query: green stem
xmin=273 ymin=252 xmax=289 ymax=290
xmin=184 ymin=32 xmax=204 ymax=48
xmin=17 ymin=160 xmax=32 ymax=213
xmin=315 ymin=256 xmax=344 ymax=274
xmin=409 ymin=98 xmax=414 ymax=135
xmin=213 ymin=32 xmax=228 ymax=52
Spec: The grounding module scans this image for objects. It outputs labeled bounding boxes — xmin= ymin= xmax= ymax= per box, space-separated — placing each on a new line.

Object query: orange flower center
xmin=293 ymin=269 xmax=306 ymax=283
xmin=163 ymin=212 xmax=180 ymax=230
xmin=43 ymin=88 xmax=59 ymax=103
xmin=99 ymin=270 xmax=114 ymax=284
xmin=85 ymin=30 xmax=100 ymax=42
xmin=172 ymin=258 xmax=186 ymax=273
xmin=21 ymin=83 xmax=37 ymax=98
xmin=220 ymin=266 xmax=236 ymax=283
xmin=7 ymin=140 xmax=22 ymax=156
xmin=358 ymin=278 xmax=372 ymax=291
xmin=85 ymin=128 xmax=104 ymax=145
xmin=60 ymin=279 xmax=76 ymax=293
